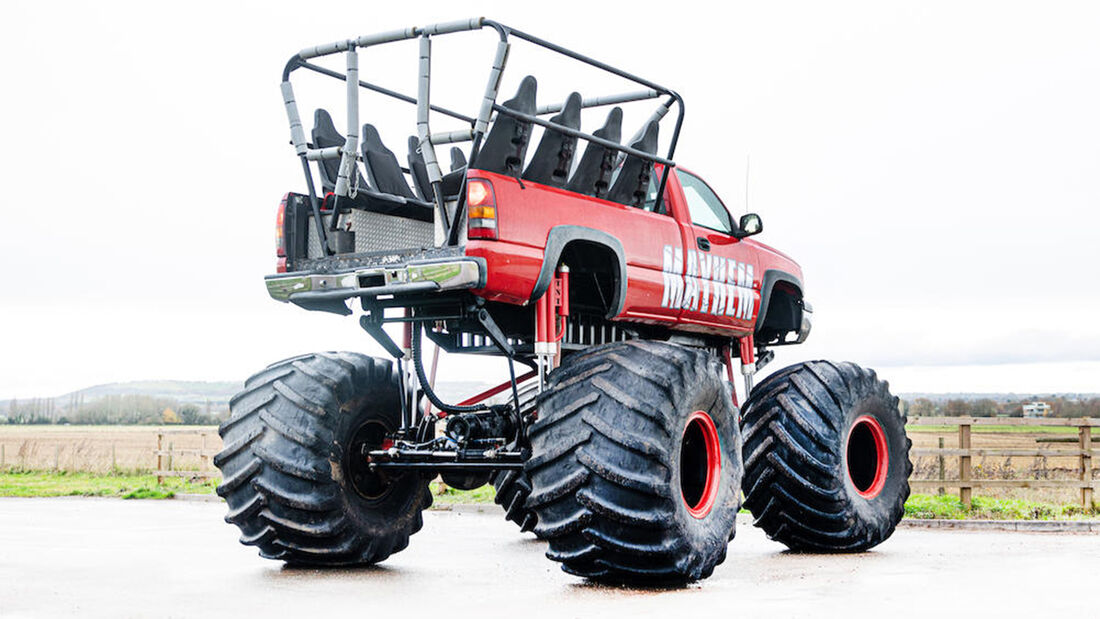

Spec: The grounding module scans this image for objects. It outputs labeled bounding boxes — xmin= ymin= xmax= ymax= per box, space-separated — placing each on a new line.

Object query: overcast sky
xmin=1 ymin=0 xmax=1098 ymax=399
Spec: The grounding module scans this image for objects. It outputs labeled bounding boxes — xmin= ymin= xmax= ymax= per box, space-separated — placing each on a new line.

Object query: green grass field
xmin=431 ymin=482 xmax=495 ymax=504
xmin=0 ymin=470 xmax=217 ymax=499
xmin=904 ymin=493 xmax=1094 ymax=520
xmin=2 ymin=470 xmax=1093 ymax=520
xmin=0 ymin=470 xmax=492 ymax=503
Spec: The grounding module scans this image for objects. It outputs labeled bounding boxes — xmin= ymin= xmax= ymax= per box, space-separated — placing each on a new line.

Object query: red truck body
xmin=466 ymin=168 xmax=802 ymax=338
xmin=267 ymin=163 xmax=808 ymax=357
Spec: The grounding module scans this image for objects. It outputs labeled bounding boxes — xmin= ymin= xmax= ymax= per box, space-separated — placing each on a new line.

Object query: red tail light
xmin=276 ymin=194 xmax=287 ymax=257
xmin=466 ymin=179 xmax=497 ymax=240
xmin=276 ymin=194 xmax=288 ymax=272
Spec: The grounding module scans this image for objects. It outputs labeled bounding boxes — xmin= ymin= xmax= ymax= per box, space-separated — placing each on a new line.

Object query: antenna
xmin=744 ymin=155 xmax=751 ymax=213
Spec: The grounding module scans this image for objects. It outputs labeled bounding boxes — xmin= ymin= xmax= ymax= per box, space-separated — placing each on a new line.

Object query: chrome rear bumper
xmin=265 ymin=257 xmax=484 ymax=314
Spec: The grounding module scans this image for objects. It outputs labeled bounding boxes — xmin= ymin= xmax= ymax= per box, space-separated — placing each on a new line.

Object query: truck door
xmin=614 ymin=172 xmax=686 ymax=324
xmin=669 ymin=169 xmax=760 ymax=334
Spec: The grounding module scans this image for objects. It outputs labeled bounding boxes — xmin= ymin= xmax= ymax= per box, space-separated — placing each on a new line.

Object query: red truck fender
xmin=528 ymin=225 xmax=628 ymax=319
xmin=755 ymin=269 xmax=804 ymax=332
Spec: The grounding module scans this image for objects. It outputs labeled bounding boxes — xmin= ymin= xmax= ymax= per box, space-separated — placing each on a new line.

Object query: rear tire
xmin=491 ymin=465 xmax=539 ymax=534
xmin=526 ymin=340 xmax=742 ymax=584
xmin=741 ymin=361 xmax=911 ymax=552
xmin=215 ymin=352 xmax=432 ymax=565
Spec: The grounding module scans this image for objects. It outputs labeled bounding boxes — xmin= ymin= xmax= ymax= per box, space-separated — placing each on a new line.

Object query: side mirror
xmin=733 ymin=213 xmax=763 ymax=239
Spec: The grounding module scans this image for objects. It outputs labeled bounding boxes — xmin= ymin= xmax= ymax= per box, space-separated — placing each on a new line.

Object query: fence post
xmin=54 ymin=445 xmax=61 ymax=471
xmin=168 ymin=441 xmax=174 ymax=474
xmin=156 ymin=433 xmax=163 ymax=484
xmin=111 ymin=443 xmax=117 ymax=472
xmin=200 ymin=433 xmax=209 ymax=472
xmin=959 ymin=421 xmax=972 ymax=509
xmin=1080 ymin=421 xmax=1093 ymax=509
xmin=1 ymin=444 xmax=5 ymax=468
xmin=937 ymin=437 xmax=945 ymax=495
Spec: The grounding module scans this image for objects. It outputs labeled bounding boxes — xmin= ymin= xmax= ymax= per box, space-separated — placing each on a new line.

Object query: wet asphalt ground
xmin=1 ymin=497 xmax=1097 ymax=618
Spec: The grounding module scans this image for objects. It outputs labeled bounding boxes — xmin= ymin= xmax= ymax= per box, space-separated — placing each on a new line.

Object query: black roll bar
xmin=281 ymin=18 xmax=686 ymax=250
xmin=491 ymin=104 xmax=676 ymax=167
xmin=297 ymin=60 xmax=477 ymax=125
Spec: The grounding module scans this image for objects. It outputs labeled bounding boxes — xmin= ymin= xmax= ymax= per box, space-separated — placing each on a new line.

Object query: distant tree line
xmin=2 ymin=394 xmax=228 ymax=425
xmin=905 ymin=396 xmax=1100 ymax=418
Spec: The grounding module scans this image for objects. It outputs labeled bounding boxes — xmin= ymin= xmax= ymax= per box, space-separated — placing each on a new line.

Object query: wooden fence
xmin=908 ymin=417 xmax=1098 ymax=508
xmin=154 ymin=429 xmax=220 ymax=483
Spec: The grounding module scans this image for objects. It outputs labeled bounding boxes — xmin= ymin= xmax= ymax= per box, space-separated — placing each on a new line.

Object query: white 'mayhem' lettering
xmin=661 ymin=245 xmax=683 ymax=308
xmin=658 ymin=244 xmax=757 ymax=320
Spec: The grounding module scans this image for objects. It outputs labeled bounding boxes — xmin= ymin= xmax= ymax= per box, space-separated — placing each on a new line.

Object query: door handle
xmin=696 ymin=237 xmax=711 ymax=251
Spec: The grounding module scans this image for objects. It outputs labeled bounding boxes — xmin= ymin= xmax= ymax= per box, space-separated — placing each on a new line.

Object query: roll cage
xmin=278 ymin=17 xmax=685 ymax=254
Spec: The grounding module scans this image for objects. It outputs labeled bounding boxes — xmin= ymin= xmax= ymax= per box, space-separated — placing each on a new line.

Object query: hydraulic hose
xmin=411 ymin=322 xmax=489 ymax=414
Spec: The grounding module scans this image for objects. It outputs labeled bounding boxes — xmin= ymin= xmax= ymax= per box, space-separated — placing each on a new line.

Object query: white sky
xmin=1 ymin=0 xmax=1098 ymax=399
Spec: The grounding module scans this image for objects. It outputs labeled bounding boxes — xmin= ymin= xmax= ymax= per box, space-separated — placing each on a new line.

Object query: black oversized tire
xmin=741 ymin=361 xmax=912 ymax=552
xmin=214 ymin=352 xmax=432 ymax=565
xmin=491 ymin=465 xmax=539 ymax=534
xmin=525 ymin=340 xmax=742 ymax=584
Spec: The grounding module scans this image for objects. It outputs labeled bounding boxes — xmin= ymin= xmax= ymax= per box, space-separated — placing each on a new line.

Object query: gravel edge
xmin=899 ymin=518 xmax=1100 ymax=532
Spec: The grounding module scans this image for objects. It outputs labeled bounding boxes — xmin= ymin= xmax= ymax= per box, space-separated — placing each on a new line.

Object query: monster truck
xmin=215 ymin=18 xmax=912 ymax=584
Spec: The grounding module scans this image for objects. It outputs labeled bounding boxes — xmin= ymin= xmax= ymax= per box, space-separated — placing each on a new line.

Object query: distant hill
xmin=899 ymin=392 xmax=1100 ymax=402
xmin=4 ymin=380 xmax=1097 ymax=423
xmin=2 ymin=378 xmax=497 ymax=411
xmin=4 ymin=382 xmax=1097 ymax=410
xmin=58 ymin=380 xmax=244 ymax=405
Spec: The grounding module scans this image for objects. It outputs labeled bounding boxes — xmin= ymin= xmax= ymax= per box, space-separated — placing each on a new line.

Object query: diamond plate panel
xmin=307 ymin=211 xmax=433 ymax=258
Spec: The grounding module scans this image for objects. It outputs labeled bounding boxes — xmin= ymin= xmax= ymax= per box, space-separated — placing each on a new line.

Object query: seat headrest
xmin=407 ymin=136 xmax=432 ymax=201
xmin=522 ymin=92 xmax=583 ymax=187
xmin=606 ymin=120 xmax=660 ymax=208
xmin=594 ymin=106 xmax=623 ymax=142
xmin=360 ymin=123 xmax=415 ymax=199
xmin=312 ymin=108 xmax=367 ymax=194
xmin=564 ymin=106 xmax=623 ymax=198
xmin=631 ymin=120 xmax=659 ymax=154
xmin=474 ymin=76 xmax=539 ymax=176
xmin=450 ymin=147 xmax=467 ymax=172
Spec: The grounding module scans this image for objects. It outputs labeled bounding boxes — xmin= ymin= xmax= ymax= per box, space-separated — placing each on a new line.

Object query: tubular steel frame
xmin=279 ymin=17 xmax=685 ymax=254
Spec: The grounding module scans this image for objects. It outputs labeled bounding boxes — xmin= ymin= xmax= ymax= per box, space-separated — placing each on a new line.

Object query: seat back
xmin=522 ymin=92 xmax=582 ymax=187
xmin=407 ymin=137 xmax=433 ymax=201
xmin=565 ymin=107 xmax=623 ymax=199
xmin=606 ymin=120 xmax=660 ymax=208
xmin=450 ymin=147 xmax=467 ymax=172
xmin=312 ymin=109 xmax=366 ymax=194
xmin=361 ymin=124 xmax=416 ymax=199
xmin=475 ymin=76 xmax=538 ymax=176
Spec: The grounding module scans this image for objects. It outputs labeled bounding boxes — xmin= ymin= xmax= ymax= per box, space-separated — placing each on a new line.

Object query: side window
xmin=678 ymin=171 xmax=732 ymax=234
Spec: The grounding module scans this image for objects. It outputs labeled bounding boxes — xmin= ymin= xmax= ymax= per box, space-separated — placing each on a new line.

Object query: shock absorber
xmin=739 ymin=334 xmax=756 ymax=397
xmin=534 ymin=265 xmax=570 ymax=390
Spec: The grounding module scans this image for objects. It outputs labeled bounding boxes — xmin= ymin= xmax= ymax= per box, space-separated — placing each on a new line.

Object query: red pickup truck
xmin=217 ymin=18 xmax=910 ymax=587
xmin=269 ymin=163 xmax=808 ymax=350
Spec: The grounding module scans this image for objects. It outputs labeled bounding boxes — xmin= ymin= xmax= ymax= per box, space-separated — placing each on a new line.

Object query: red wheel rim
xmin=681 ymin=410 xmax=721 ymax=519
xmin=846 ymin=415 xmax=889 ymax=499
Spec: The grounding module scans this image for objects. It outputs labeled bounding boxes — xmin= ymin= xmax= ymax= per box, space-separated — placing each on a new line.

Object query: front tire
xmin=741 ymin=361 xmax=911 ymax=552
xmin=526 ymin=340 xmax=742 ymax=584
xmin=215 ymin=352 xmax=432 ymax=565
